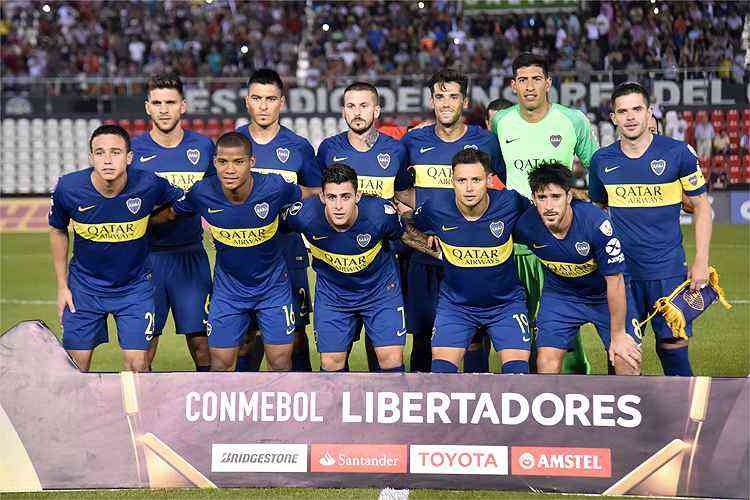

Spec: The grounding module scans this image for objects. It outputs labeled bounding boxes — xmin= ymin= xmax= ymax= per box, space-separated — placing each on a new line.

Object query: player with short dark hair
xmin=396 ymin=69 xmax=504 ymax=373
xmin=49 ymin=125 xmax=183 ymax=372
xmin=516 ymin=163 xmax=641 ymax=375
xmin=485 ymin=98 xmax=513 ymax=129
xmin=589 ymin=82 xmax=712 ymax=376
xmin=402 ymin=148 xmax=531 ymax=374
xmin=131 ymin=73 xmax=215 ymax=372
xmin=235 ymin=68 xmax=320 ymax=372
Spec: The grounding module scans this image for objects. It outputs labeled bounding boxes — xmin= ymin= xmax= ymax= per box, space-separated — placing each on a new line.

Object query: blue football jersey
xmin=173 ymin=173 xmax=301 ymax=297
xmin=49 ymin=168 xmax=182 ymax=295
xmin=515 ymin=199 xmax=626 ymax=302
xmin=588 ymin=135 xmax=707 ymax=280
xmin=131 ymin=129 xmax=215 ymax=249
xmin=236 ymin=124 xmax=320 ymax=269
xmin=316 ymin=132 xmax=410 ymax=199
xmin=283 ymin=196 xmax=403 ymax=305
xmin=413 ymin=189 xmax=530 ymax=307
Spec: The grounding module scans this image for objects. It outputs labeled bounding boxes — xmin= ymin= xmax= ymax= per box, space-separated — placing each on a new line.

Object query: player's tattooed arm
xmin=400 ymin=210 xmax=441 ymax=259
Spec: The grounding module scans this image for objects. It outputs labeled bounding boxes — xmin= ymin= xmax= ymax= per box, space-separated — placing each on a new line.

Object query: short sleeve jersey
xmin=588 ymin=135 xmax=707 ymax=280
xmin=49 ymin=168 xmax=182 ymax=295
xmin=283 ymin=196 xmax=403 ymax=305
xmin=236 ymin=124 xmax=320 ymax=269
xmin=515 ymin=199 xmax=626 ymax=302
xmin=131 ymin=129 xmax=215 ymax=249
xmin=173 ymin=173 xmax=301 ymax=297
xmin=316 ymin=132 xmax=410 ymax=199
xmin=412 ymin=189 xmax=530 ymax=307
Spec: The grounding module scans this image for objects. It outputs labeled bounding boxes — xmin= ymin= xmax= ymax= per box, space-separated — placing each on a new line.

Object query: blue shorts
xmin=404 ymin=260 xmax=443 ymax=338
xmin=314 ymin=283 xmax=407 ymax=353
xmin=536 ymin=290 xmax=642 ymax=350
xmin=432 ymin=297 xmax=531 ymax=352
xmin=148 ymin=244 xmax=212 ymax=336
xmin=62 ymin=285 xmax=155 ymax=351
xmin=206 ymin=281 xmax=295 ymax=348
xmin=631 ymin=275 xmax=692 ymax=341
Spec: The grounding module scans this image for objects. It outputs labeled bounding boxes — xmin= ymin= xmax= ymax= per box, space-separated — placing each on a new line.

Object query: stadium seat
xmin=190 ymin=118 xmax=205 ymax=134
xmin=711 ymin=109 xmax=724 ymax=122
xmin=712 ymin=118 xmax=722 ymax=133
xmin=743 ymin=155 xmax=750 ymax=167
xmin=235 ymin=117 xmax=249 ymax=129
xmin=117 ymin=119 xmax=132 ymax=136
xmin=695 ymin=110 xmax=708 ymax=122
xmin=280 ymin=117 xmax=294 ymax=131
xmin=711 ymin=155 xmax=726 ymax=174
xmin=682 ymin=110 xmax=693 ymax=124
xmin=222 ymin=118 xmax=236 ymax=133
xmin=132 ymin=119 xmax=147 ymax=135
xmin=320 ymin=117 xmax=335 ymax=137
xmin=743 ymin=109 xmax=750 ymax=122
xmin=293 ymin=117 xmax=309 ymax=138
xmin=337 ymin=117 xmax=348 ymax=133
xmin=599 ymin=122 xmax=615 ymax=147
xmin=727 ymin=109 xmax=739 ymax=122
xmin=180 ymin=118 xmax=189 ymax=130
xmin=205 ymin=118 xmax=221 ymax=139
xmin=309 ymin=117 xmax=324 ymax=137
xmin=742 ymin=166 xmax=750 ymax=183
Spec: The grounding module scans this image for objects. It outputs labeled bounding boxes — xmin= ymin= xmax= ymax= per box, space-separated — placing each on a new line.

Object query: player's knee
xmin=375 ymin=348 xmax=403 ymax=370
xmin=536 ymin=349 xmax=564 ymax=374
xmin=656 ymin=339 xmax=692 ymax=376
xmin=124 ymin=353 xmax=150 ymax=373
xmin=320 ymin=353 xmax=346 ymax=372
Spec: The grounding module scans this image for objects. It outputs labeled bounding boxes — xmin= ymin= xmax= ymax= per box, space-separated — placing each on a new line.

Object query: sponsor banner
xmin=0 ymin=321 xmax=748 ymax=498
xmin=730 ymin=191 xmax=750 ymax=224
xmin=463 ymin=0 xmax=577 ymax=13
xmin=211 ymin=444 xmax=307 ymax=473
xmin=410 ymin=445 xmax=508 ymax=475
xmin=0 ymin=198 xmax=51 ymax=232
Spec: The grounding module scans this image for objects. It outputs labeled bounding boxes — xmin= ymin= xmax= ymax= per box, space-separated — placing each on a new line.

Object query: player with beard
xmin=131 ymin=74 xmax=214 ymax=372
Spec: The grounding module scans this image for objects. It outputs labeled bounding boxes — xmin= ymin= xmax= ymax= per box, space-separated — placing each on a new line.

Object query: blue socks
xmin=380 ymin=365 xmax=405 ymax=373
xmin=464 ymin=347 xmax=489 ymax=373
xmin=501 ymin=360 xmax=529 ymax=374
xmin=657 ymin=344 xmax=693 ymax=376
xmin=292 ymin=332 xmax=312 ymax=372
xmin=196 ymin=365 xmax=210 ymax=372
xmin=235 ymin=354 xmax=253 ymax=372
xmin=431 ymin=359 xmax=459 ymax=373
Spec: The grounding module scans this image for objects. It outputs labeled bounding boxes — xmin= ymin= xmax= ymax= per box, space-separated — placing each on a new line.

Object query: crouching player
xmin=283 ymin=164 xmax=437 ymax=372
xmin=49 ymin=125 xmax=183 ymax=372
xmin=155 ymin=132 xmax=301 ymax=371
xmin=403 ymin=149 xmax=532 ymax=374
xmin=515 ymin=163 xmax=641 ymax=374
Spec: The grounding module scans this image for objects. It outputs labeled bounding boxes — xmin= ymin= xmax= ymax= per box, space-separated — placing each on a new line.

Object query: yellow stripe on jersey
xmin=439 ymin=237 xmax=514 ymax=268
xmin=309 ymin=241 xmax=383 ymax=274
xmin=604 ymin=181 xmax=682 ymax=207
xmin=539 ymin=258 xmax=598 ymax=278
xmin=679 ymin=169 xmax=706 ymax=192
xmin=154 ymin=171 xmax=204 ymax=191
xmin=72 ymin=215 xmax=149 ymax=242
xmin=208 ymin=216 xmax=279 ymax=247
xmin=253 ymin=168 xmax=298 ymax=184
xmin=358 ymin=175 xmax=395 ymax=199
xmin=413 ymin=164 xmax=452 ymax=189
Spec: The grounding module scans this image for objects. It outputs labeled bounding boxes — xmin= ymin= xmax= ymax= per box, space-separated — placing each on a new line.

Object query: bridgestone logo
xmin=211 ymin=444 xmax=308 ymax=472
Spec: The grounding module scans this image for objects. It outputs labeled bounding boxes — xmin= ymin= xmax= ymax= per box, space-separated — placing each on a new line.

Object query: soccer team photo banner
xmin=1 ymin=321 xmax=748 ymax=497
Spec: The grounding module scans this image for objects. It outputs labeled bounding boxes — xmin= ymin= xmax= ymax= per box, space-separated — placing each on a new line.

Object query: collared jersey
xmin=515 ymin=199 xmax=626 ymax=302
xmin=173 ymin=173 xmax=301 ymax=296
xmin=588 ymin=134 xmax=707 ymax=280
xmin=316 ymin=131 xmax=410 ymax=199
xmin=49 ymin=168 xmax=182 ymax=295
xmin=236 ymin=124 xmax=320 ymax=269
xmin=413 ymin=189 xmax=530 ymax=307
xmin=131 ymin=129 xmax=215 ymax=249
xmin=283 ymin=195 xmax=403 ymax=305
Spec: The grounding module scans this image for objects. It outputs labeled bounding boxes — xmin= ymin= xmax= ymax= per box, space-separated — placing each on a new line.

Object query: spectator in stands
xmin=712 ymin=129 xmax=731 ymax=155
xmin=693 ymin=114 xmax=715 ymax=160
xmin=740 ymin=130 xmax=750 ymax=155
xmin=664 ymin=111 xmax=688 ymax=141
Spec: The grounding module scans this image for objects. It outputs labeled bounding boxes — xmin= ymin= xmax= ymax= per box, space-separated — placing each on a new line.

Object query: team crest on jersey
xmin=186 ymin=149 xmax=200 ymax=165
xmin=575 ymin=241 xmax=591 ymax=256
xmin=489 ymin=220 xmax=504 ymax=238
xmin=599 ymin=220 xmax=613 ymax=236
xmin=463 ymin=144 xmax=478 ymax=150
xmin=276 ymin=147 xmax=290 ymax=163
xmin=356 ymin=233 xmax=372 ymax=248
xmin=254 ymin=202 xmax=270 ymax=219
xmin=384 ymin=203 xmax=396 ymax=215
xmin=650 ymin=159 xmax=667 ymax=176
xmin=688 ymin=174 xmax=699 ymax=186
xmin=549 ymin=134 xmax=562 ymax=148
xmin=377 ymin=153 xmax=391 ymax=169
xmin=126 ymin=197 xmax=142 ymax=214
xmin=288 ymin=201 xmax=302 ymax=216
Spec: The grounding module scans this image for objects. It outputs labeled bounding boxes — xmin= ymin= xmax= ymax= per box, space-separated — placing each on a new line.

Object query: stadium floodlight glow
xmin=418 ymin=1 xmax=425 ymax=8
xmin=322 ymin=23 xmax=330 ymax=32
xmin=240 ymin=45 xmax=249 ymax=54
xmin=454 ymin=38 xmax=461 ymax=45
xmin=654 ymin=7 xmax=659 ymax=14
xmin=41 ymin=4 xmax=51 ymax=12
xmin=205 ymin=0 xmax=213 ymax=3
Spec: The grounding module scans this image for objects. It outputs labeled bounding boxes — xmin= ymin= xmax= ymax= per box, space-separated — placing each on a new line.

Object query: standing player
xmin=403 ymin=149 xmax=531 ymax=373
xmin=516 ymin=163 xmax=641 ymax=374
xmin=49 ymin=125 xmax=182 ymax=372
xmin=236 ymin=68 xmax=321 ymax=372
xmin=131 ymin=74 xmax=215 ymax=372
xmin=485 ymin=98 xmax=513 ymax=130
xmin=316 ymin=82 xmax=410 ymax=371
xmin=156 ymin=132 xmax=302 ymax=371
xmin=491 ymin=52 xmax=597 ymax=374
xmin=397 ymin=69 xmax=503 ymax=372
xmin=284 ymin=164 xmax=434 ymax=372
xmin=589 ymin=82 xmax=712 ymax=376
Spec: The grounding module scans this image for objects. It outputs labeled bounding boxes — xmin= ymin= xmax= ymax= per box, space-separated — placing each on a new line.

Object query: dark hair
xmin=343 ymin=81 xmax=379 ymax=103
xmin=485 ymin=98 xmax=513 ymax=122
xmin=146 ymin=73 xmax=184 ymax=98
xmin=322 ymin=163 xmax=358 ymax=192
xmin=610 ymin=82 xmax=650 ymax=109
xmin=89 ymin=124 xmax=130 ymax=152
xmin=512 ymin=52 xmax=549 ymax=78
xmin=247 ymin=68 xmax=284 ymax=93
xmin=451 ymin=148 xmax=490 ymax=173
xmin=215 ymin=132 xmax=253 ymax=156
xmin=427 ymin=68 xmax=468 ymax=98
xmin=528 ymin=162 xmax=573 ymax=194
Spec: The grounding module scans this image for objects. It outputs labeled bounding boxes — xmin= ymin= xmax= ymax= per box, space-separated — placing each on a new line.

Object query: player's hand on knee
xmin=57 ymin=286 xmax=75 ymax=321
xmin=609 ymin=333 xmax=641 ymax=371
